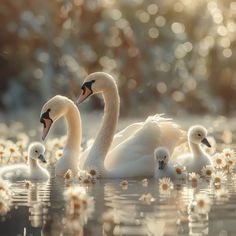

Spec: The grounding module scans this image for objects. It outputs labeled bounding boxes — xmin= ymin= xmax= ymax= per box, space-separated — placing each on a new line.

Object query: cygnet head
xmin=154 ymin=147 xmax=170 ymax=170
xmin=40 ymin=95 xmax=69 ymax=140
xmin=188 ymin=125 xmax=211 ymax=147
xmin=28 ymin=142 xmax=46 ymax=163
xmin=76 ymin=72 xmax=117 ymax=105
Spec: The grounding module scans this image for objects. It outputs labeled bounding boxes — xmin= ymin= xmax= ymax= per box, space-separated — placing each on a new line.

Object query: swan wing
xmin=110 ymin=122 xmax=143 ymax=150
xmin=80 ymin=122 xmax=143 ymax=168
xmin=105 ymin=116 xmax=162 ymax=169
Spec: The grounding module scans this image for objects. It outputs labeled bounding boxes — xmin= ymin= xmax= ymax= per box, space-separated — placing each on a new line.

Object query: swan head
xmin=28 ymin=142 xmax=46 ymax=163
xmin=40 ymin=95 xmax=68 ymax=140
xmin=154 ymin=147 xmax=170 ymax=170
xmin=77 ymin=72 xmax=116 ymax=105
xmin=188 ymin=125 xmax=211 ymax=147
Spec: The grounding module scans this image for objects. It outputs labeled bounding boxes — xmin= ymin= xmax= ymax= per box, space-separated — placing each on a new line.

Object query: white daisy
xmin=189 ymin=172 xmax=200 ymax=182
xmin=87 ymin=166 xmax=100 ymax=179
xmin=159 ymin=177 xmax=173 ymax=194
xmin=173 ymin=163 xmax=187 ymax=179
xmin=201 ymin=165 xmax=214 ymax=178
xmin=64 ymin=169 xmax=73 ymax=181
xmin=211 ymin=172 xmax=227 ymax=186
xmin=189 ymin=193 xmax=211 ymax=214
xmin=139 ymin=193 xmax=156 ymax=205
xmin=78 ymin=170 xmax=93 ymax=185
xmin=213 ymin=153 xmax=226 ymax=169
xmin=222 ymin=148 xmax=236 ymax=159
xmin=222 ymin=148 xmax=236 ymax=173
xmin=142 ymin=178 xmax=149 ymax=187
xmin=63 ymin=185 xmax=95 ymax=228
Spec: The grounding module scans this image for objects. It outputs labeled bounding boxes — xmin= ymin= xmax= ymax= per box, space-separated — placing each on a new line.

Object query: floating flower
xmin=0 ymin=195 xmax=10 ymax=215
xmin=78 ymin=170 xmax=93 ymax=185
xmin=201 ymin=165 xmax=214 ymax=178
xmin=87 ymin=166 xmax=100 ymax=179
xmin=213 ymin=153 xmax=226 ymax=169
xmin=189 ymin=172 xmax=200 ymax=183
xmin=222 ymin=148 xmax=236 ymax=173
xmin=55 ymin=149 xmax=63 ymax=159
xmin=189 ymin=193 xmax=211 ymax=215
xmin=215 ymin=188 xmax=229 ymax=202
xmin=139 ymin=193 xmax=155 ymax=204
xmin=222 ymin=148 xmax=235 ymax=159
xmin=142 ymin=178 xmax=149 ymax=187
xmin=173 ymin=163 xmax=186 ymax=179
xmin=0 ymin=180 xmax=12 ymax=215
xmin=211 ymin=172 xmax=227 ymax=186
xmin=159 ymin=177 xmax=173 ymax=194
xmin=0 ymin=180 xmax=10 ymax=193
xmin=120 ymin=180 xmax=128 ymax=187
xmin=63 ymin=185 xmax=95 ymax=229
xmin=24 ymin=180 xmax=31 ymax=189
xmin=64 ymin=169 xmax=73 ymax=181
xmin=64 ymin=186 xmax=86 ymax=201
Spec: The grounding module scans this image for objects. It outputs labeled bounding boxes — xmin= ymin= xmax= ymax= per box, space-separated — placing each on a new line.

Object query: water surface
xmin=1 ymin=169 xmax=236 ymax=236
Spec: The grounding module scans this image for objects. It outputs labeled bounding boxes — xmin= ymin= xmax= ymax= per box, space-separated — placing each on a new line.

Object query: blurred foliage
xmin=0 ymin=0 xmax=236 ymax=115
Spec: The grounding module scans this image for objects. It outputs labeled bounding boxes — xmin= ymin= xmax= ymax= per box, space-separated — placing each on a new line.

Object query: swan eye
xmin=198 ymin=133 xmax=201 ymax=137
xmin=35 ymin=150 xmax=38 ymax=153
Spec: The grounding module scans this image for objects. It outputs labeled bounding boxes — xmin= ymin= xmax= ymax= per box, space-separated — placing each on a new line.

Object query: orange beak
xmin=76 ymin=87 xmax=93 ymax=105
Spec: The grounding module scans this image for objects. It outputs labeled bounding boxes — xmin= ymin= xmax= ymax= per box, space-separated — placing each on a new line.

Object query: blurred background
xmin=1 ymin=0 xmax=236 ymax=124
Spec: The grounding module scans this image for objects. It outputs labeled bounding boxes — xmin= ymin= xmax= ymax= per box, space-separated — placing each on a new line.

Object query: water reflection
xmin=1 ymin=173 xmax=236 ymax=235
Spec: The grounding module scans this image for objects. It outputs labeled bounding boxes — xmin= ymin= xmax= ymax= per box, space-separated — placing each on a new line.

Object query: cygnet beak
xmin=158 ymin=160 xmax=165 ymax=170
xmin=201 ymin=138 xmax=211 ymax=148
xmin=38 ymin=154 xmax=47 ymax=163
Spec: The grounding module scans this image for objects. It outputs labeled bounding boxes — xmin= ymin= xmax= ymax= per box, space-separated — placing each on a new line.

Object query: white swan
xmin=40 ymin=95 xmax=81 ymax=176
xmin=175 ymin=125 xmax=213 ymax=174
xmin=154 ymin=147 xmax=175 ymax=179
xmin=77 ymin=72 xmax=186 ymax=178
xmin=0 ymin=142 xmax=49 ymax=181
xmin=154 ymin=147 xmax=186 ymax=180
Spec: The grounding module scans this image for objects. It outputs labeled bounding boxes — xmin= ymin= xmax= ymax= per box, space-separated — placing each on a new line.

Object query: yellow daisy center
xmin=161 ymin=183 xmax=169 ymax=190
xmin=176 ymin=167 xmax=182 ymax=174
xmin=198 ymin=199 xmax=205 ymax=208
xmin=192 ymin=177 xmax=198 ymax=183
xmin=214 ymin=177 xmax=221 ymax=183
xmin=89 ymin=169 xmax=97 ymax=176
xmin=83 ymin=179 xmax=91 ymax=184
xmin=206 ymin=169 xmax=212 ymax=176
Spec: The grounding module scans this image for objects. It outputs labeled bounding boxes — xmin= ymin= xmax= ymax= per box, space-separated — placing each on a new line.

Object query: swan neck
xmin=85 ymin=87 xmax=119 ymax=169
xmin=29 ymin=158 xmax=39 ymax=169
xmin=189 ymin=141 xmax=205 ymax=157
xmin=64 ymin=102 xmax=82 ymax=155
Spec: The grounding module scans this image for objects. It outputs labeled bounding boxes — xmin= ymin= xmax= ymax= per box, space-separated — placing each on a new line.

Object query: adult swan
xmin=77 ymin=72 xmax=186 ymax=178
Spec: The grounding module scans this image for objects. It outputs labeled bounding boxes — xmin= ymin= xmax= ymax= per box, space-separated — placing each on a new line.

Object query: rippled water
xmin=1 ymin=166 xmax=236 ymax=236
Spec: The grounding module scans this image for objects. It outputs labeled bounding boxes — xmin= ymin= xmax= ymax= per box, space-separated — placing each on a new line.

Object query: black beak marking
xmin=81 ymin=80 xmax=95 ymax=94
xmin=40 ymin=109 xmax=52 ymax=126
